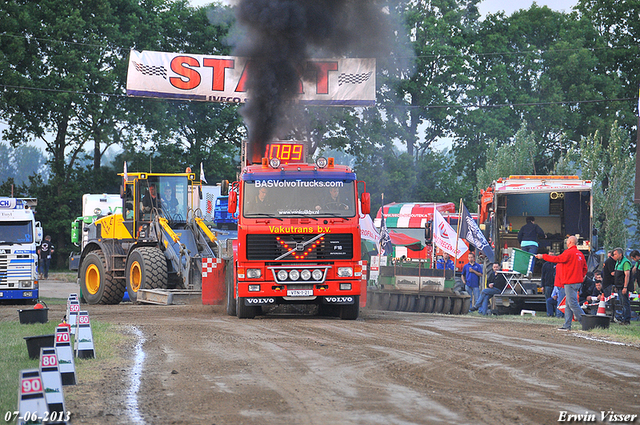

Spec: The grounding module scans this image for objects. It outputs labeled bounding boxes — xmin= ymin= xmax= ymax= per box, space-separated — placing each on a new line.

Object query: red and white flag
xmin=433 ymin=209 xmax=468 ymax=259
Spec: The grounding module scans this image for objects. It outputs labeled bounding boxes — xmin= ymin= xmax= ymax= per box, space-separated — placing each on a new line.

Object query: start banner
xmin=126 ymin=50 xmax=376 ymax=106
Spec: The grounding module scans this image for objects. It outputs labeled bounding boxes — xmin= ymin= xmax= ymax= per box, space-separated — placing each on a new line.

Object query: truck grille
xmin=246 ymin=234 xmax=353 ymax=261
xmin=0 ymin=257 xmax=6 ymax=284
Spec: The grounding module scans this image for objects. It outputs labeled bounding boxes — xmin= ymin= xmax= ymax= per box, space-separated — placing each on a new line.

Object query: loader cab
xmin=122 ymin=174 xmax=191 ymax=236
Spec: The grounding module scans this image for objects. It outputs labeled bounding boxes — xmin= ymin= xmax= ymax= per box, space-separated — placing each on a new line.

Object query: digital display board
xmin=264 ymin=142 xmax=305 ymax=163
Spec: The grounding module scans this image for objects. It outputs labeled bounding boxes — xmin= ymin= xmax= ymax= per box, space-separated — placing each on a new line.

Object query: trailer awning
xmin=388 ymin=231 xmax=424 ymax=250
xmin=376 ymin=202 xmax=456 ymax=228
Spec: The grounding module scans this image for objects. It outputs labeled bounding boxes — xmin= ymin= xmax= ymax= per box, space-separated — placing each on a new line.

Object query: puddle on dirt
xmin=125 ymin=326 xmax=145 ymax=424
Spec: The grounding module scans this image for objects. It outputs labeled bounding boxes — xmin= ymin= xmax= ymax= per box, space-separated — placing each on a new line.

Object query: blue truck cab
xmin=214 ymin=196 xmax=238 ymax=229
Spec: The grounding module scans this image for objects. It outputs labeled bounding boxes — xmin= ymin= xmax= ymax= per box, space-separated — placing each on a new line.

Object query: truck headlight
xmin=300 ymin=269 xmax=311 ymax=281
xmin=277 ymin=270 xmax=288 ymax=281
xmin=247 ymin=269 xmax=261 ymax=279
xmin=248 ymin=284 xmax=260 ymax=292
xmin=340 ymin=283 xmax=352 ymax=290
xmin=288 ymin=270 xmax=300 ymax=280
xmin=312 ymin=269 xmax=324 ymax=280
xmin=20 ymin=280 xmax=32 ymax=288
xmin=337 ymin=267 xmax=353 ymax=277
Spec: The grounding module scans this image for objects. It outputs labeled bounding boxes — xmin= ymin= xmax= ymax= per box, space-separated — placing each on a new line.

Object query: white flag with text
xmin=433 ymin=209 xmax=468 ymax=258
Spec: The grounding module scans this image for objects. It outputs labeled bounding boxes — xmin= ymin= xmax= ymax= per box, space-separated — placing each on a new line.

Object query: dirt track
xmin=6 ymin=292 xmax=639 ymax=425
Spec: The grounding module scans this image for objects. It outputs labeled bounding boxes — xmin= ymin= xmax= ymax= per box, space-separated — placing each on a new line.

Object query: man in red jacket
xmin=536 ymin=236 xmax=587 ymax=331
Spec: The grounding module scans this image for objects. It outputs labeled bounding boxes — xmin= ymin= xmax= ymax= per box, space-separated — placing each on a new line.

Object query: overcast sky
xmin=190 ymin=0 xmax=579 ymax=17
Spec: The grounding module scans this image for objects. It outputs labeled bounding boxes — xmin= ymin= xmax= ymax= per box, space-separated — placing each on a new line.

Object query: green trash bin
xmin=512 ymin=248 xmax=534 ymax=274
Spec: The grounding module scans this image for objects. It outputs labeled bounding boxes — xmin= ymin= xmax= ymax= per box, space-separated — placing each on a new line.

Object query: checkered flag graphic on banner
xmin=338 ymin=72 xmax=373 ymax=86
xmin=133 ymin=61 xmax=167 ymax=79
xmin=205 ymin=193 xmax=215 ymax=221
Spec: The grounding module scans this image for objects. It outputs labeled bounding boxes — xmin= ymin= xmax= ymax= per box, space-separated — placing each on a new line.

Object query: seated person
xmin=315 ymin=187 xmax=349 ymax=211
xmin=546 ymin=286 xmax=562 ymax=317
xmin=584 ymin=271 xmax=611 ymax=315
xmin=579 ymin=272 xmax=596 ymax=305
xmin=141 ymin=184 xmax=162 ymax=216
xmin=162 ymin=185 xmax=179 ymax=215
xmin=247 ymin=187 xmax=270 ymax=212
xmin=436 ymin=253 xmax=455 ymax=271
xmin=469 ymin=262 xmax=506 ymax=315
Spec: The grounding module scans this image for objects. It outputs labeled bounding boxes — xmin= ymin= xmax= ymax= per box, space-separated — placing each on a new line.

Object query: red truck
xmin=225 ymin=141 xmax=370 ymax=319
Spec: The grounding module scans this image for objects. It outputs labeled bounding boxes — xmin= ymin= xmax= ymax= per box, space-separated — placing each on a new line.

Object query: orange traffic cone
xmin=596 ymin=298 xmax=607 ymax=317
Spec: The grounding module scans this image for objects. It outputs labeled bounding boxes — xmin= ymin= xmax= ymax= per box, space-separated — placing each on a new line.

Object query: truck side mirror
xmin=35 ymin=222 xmax=43 ymax=244
xmin=228 ymin=191 xmax=237 ymax=214
xmin=360 ymin=193 xmax=370 ymax=215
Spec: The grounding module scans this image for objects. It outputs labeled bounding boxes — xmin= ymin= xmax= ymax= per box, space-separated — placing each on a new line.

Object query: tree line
xmin=0 ymin=0 xmax=637 ymax=268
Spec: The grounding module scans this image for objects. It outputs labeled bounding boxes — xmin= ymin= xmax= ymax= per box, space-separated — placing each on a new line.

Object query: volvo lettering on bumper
xmin=323 ymin=296 xmax=354 ymax=305
xmin=244 ymin=298 xmax=276 ymax=305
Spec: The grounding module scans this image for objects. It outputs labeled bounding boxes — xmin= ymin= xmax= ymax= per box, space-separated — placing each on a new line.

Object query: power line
xmin=0 ymin=33 xmax=123 ymax=51
xmin=1 ymin=84 xmax=126 ymax=99
xmin=2 ymin=83 xmax=637 ymax=110
xmin=2 ymin=31 xmax=639 ymax=61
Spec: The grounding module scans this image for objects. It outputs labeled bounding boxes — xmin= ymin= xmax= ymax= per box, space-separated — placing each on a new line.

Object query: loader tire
xmin=80 ymin=251 xmax=124 ymax=305
xmin=126 ymin=247 xmax=168 ymax=302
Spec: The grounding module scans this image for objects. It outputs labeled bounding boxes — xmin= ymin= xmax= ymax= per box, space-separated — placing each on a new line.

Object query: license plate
xmin=287 ymin=289 xmax=313 ymax=297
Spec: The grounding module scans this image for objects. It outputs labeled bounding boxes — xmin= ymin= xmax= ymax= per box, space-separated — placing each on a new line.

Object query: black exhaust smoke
xmin=234 ymin=0 xmax=394 ymax=164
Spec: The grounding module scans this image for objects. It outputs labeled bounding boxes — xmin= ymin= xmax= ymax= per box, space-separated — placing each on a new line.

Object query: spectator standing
xmin=470 ymin=262 xmax=506 ymax=315
xmin=540 ymin=251 xmax=556 ymax=303
xmin=629 ymin=250 xmax=640 ymax=295
xmin=612 ymin=248 xmax=632 ymax=325
xmin=536 ymin=236 xmax=587 ymax=331
xmin=37 ymin=235 xmax=54 ymax=280
xmin=602 ymin=250 xmax=616 ymax=293
xmin=462 ymin=252 xmax=482 ymax=307
xmin=517 ymin=216 xmax=546 ymax=274
xmin=436 ymin=253 xmax=455 ymax=271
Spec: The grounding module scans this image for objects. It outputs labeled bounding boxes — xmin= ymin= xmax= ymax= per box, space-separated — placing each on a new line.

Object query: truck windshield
xmin=243 ymin=180 xmax=356 ymax=218
xmin=0 ymin=221 xmax=33 ymax=243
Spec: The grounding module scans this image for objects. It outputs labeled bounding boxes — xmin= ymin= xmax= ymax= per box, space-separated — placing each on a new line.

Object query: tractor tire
xmin=461 ymin=296 xmax=471 ymax=314
xmin=415 ymin=296 xmax=427 ymax=312
xmin=377 ymin=293 xmax=391 ymax=310
xmin=424 ymin=296 xmax=435 ymax=313
xmin=433 ymin=296 xmax=445 ymax=314
xmin=388 ymin=294 xmax=400 ymax=311
xmin=236 ymin=297 xmax=257 ymax=319
xmin=226 ymin=262 xmax=236 ymax=316
xmin=125 ymin=247 xmax=168 ymax=302
xmin=398 ymin=294 xmax=409 ymax=311
xmin=451 ymin=297 xmax=463 ymax=315
xmin=339 ymin=296 xmax=359 ymax=320
xmin=405 ymin=295 xmax=417 ymax=312
xmin=80 ymin=251 xmax=124 ymax=305
xmin=442 ymin=297 xmax=452 ymax=314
